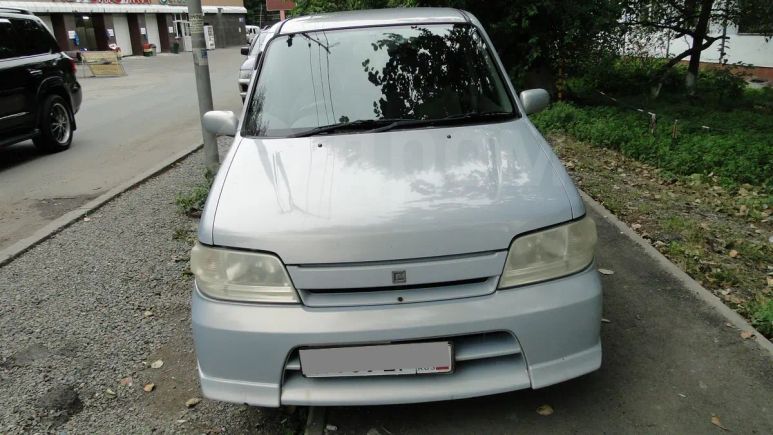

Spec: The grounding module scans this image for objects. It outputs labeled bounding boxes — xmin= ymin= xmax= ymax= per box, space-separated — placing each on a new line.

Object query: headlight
xmin=190 ymin=243 xmax=299 ymax=303
xmin=238 ymin=69 xmax=252 ymax=80
xmin=498 ymin=216 xmax=597 ymax=289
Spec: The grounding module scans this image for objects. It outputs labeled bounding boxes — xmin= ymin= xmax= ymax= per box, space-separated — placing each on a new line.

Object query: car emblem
xmin=392 ymin=270 xmax=406 ymax=284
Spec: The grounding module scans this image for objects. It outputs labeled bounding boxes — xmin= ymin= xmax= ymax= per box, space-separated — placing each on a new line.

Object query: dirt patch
xmin=35 ymin=385 xmax=84 ymax=430
xmin=548 ymin=133 xmax=772 ymax=337
xmin=34 ymin=194 xmax=99 ymax=220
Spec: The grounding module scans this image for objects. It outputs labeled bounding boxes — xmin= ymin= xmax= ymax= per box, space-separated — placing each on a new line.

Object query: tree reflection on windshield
xmin=242 ymin=23 xmax=514 ymax=137
xmin=364 ymin=25 xmax=509 ymax=120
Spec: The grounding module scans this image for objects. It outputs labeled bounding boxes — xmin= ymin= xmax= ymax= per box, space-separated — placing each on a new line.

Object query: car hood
xmin=208 ymin=120 xmax=577 ymax=264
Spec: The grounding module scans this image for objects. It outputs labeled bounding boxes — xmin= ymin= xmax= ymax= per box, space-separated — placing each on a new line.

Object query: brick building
xmin=0 ymin=0 xmax=247 ymax=56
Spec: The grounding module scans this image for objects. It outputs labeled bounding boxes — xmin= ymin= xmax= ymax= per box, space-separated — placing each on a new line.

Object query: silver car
xmin=193 ymin=7 xmax=601 ymax=407
xmin=237 ymin=23 xmax=279 ymax=100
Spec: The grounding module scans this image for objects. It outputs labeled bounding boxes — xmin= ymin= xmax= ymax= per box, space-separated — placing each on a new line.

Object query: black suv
xmin=0 ymin=8 xmax=82 ymax=152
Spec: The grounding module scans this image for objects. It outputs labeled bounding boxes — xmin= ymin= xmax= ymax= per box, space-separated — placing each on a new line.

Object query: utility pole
xmin=188 ymin=0 xmax=219 ymax=173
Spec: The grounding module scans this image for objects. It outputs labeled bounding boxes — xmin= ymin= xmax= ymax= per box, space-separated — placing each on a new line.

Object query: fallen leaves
xmin=150 ymin=359 xmax=164 ymax=369
xmin=711 ymin=415 xmax=729 ymax=431
xmin=598 ymin=268 xmax=615 ymax=275
xmin=185 ymin=397 xmax=201 ymax=408
xmin=119 ymin=377 xmax=133 ymax=387
xmin=740 ymin=330 xmax=755 ymax=340
xmin=143 ymin=383 xmax=155 ymax=392
xmin=536 ymin=404 xmax=554 ymax=416
xmin=105 ymin=388 xmax=116 ymax=398
xmin=728 ymin=249 xmax=739 ymax=258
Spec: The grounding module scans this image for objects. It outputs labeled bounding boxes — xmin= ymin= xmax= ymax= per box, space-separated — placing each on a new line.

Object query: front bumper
xmin=192 ymin=265 xmax=602 ymax=407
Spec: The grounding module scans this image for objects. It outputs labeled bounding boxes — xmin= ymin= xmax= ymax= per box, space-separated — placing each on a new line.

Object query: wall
xmin=205 ymin=12 xmax=245 ymax=48
xmin=649 ymin=23 xmax=773 ymax=68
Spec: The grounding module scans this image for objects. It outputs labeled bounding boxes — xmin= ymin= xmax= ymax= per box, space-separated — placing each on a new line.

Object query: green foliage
xmin=175 ymin=170 xmax=214 ymax=217
xmin=567 ymin=57 xmax=748 ymax=101
xmin=748 ymin=297 xmax=773 ymax=338
xmin=532 ymin=100 xmax=773 ymax=187
xmin=288 ymin=0 xmax=624 ymax=91
xmin=292 ymin=0 xmax=416 ymax=15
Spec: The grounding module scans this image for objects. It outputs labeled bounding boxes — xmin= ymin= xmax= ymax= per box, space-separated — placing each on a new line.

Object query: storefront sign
xmin=140 ymin=27 xmax=146 ymax=35
xmin=107 ymin=28 xmax=114 ymax=37
xmin=68 ymin=0 xmax=153 ymax=4
xmin=168 ymin=26 xmax=174 ymax=34
xmin=82 ymin=51 xmax=126 ymax=77
xmin=266 ymin=0 xmax=295 ymax=11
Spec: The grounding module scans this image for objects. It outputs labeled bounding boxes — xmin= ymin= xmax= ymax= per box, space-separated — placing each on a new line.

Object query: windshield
xmin=243 ymin=23 xmax=516 ymax=137
xmin=249 ymin=31 xmax=269 ymax=56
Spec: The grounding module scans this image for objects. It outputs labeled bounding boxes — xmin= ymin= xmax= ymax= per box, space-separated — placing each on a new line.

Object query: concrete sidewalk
xmin=0 ymin=145 xmax=770 ymax=433
xmin=326 ymin=206 xmax=773 ymax=434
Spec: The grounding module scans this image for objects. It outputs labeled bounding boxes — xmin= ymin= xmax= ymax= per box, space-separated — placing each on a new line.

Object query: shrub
xmin=567 ymin=56 xmax=747 ymax=101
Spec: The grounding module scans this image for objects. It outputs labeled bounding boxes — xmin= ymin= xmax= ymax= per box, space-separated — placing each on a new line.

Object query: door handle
xmin=28 ymin=69 xmax=43 ymax=76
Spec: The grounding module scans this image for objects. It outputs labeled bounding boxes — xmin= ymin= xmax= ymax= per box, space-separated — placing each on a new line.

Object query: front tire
xmin=33 ymin=95 xmax=73 ymax=153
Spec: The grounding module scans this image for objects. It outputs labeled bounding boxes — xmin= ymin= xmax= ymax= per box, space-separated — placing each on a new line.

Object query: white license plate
xmin=299 ymin=341 xmax=453 ymax=378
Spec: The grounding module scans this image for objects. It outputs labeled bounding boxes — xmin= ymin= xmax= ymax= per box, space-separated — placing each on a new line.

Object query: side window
xmin=0 ymin=18 xmax=19 ymax=59
xmin=11 ymin=18 xmax=58 ymax=56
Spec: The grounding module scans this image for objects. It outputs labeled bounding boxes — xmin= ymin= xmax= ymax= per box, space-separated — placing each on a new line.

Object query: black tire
xmin=33 ymin=95 xmax=73 ymax=153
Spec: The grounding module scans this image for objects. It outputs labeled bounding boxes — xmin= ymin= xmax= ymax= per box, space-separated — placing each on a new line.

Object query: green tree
xmin=623 ymin=0 xmax=773 ymax=96
xmin=286 ymin=0 xmax=625 ymax=95
xmin=292 ymin=0 xmax=417 ymax=15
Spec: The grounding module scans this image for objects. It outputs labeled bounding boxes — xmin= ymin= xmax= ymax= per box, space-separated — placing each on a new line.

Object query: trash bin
xmin=172 ymin=39 xmax=180 ymax=54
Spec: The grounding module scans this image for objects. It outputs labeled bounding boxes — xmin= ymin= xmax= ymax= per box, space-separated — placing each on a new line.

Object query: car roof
xmin=279 ymin=7 xmax=468 ymax=35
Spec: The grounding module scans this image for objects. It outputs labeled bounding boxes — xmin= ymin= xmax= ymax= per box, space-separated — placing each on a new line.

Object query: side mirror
xmin=202 ymin=111 xmax=239 ymax=137
xmin=519 ymin=89 xmax=550 ymax=115
xmin=240 ymin=46 xmax=249 ymax=56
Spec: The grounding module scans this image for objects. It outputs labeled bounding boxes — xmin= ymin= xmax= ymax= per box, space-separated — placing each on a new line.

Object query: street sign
xmin=266 ymin=0 xmax=295 ymax=11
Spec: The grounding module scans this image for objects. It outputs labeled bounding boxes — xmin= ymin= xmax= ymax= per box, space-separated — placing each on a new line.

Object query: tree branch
xmin=624 ymin=20 xmax=696 ymax=37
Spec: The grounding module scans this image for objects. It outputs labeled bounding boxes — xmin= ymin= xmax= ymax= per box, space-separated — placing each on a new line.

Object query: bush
xmin=567 ymin=57 xmax=747 ymax=101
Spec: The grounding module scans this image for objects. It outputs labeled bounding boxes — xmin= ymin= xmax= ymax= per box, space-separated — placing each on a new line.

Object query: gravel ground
xmin=0 ymin=138 xmax=303 ymax=434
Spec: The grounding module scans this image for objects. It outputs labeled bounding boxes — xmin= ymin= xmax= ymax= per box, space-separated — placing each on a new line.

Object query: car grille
xmin=279 ymin=331 xmax=530 ymax=405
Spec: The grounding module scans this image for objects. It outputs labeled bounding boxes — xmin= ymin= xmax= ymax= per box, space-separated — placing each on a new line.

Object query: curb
xmin=581 ymin=191 xmax=773 ymax=357
xmin=0 ymin=143 xmax=203 ymax=267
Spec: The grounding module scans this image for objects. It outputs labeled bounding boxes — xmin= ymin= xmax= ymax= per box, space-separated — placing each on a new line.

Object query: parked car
xmin=0 ymin=7 xmax=81 ymax=152
xmin=237 ymin=23 xmax=278 ymax=101
xmin=194 ymin=8 xmax=601 ymax=408
xmin=245 ymin=24 xmax=259 ymax=44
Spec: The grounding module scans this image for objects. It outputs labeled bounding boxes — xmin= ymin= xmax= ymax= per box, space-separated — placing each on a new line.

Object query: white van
xmin=245 ymin=25 xmax=259 ymax=43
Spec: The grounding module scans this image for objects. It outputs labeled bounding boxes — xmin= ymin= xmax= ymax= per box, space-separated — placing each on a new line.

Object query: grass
xmin=175 ymin=170 xmax=214 ymax=217
xmin=531 ymin=97 xmax=773 ymax=188
xmin=545 ymin=133 xmax=773 ymax=338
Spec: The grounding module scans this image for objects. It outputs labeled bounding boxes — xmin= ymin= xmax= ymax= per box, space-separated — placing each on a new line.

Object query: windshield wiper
xmin=371 ymin=111 xmax=514 ymax=133
xmin=289 ymin=118 xmax=412 ymax=138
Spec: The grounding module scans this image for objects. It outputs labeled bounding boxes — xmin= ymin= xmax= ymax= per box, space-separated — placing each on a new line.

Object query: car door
xmin=0 ymin=17 xmax=29 ymax=136
xmin=5 ymin=17 xmax=62 ymax=135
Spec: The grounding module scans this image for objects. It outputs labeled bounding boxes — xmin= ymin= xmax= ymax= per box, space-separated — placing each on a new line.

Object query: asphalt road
xmin=0 ymin=47 xmax=244 ymax=251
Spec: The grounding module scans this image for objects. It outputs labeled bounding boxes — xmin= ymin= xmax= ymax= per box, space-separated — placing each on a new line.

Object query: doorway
xmin=126 ymin=13 xmax=143 ymax=55
xmin=173 ymin=13 xmax=191 ymax=52
xmin=155 ymin=14 xmax=170 ymax=52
